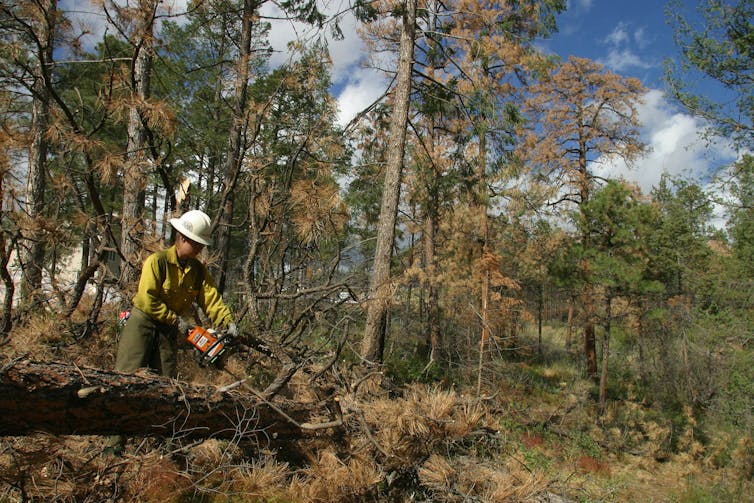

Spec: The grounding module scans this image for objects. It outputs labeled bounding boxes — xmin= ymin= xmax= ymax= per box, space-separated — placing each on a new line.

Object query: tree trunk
xmin=20 ymin=0 xmax=55 ymax=310
xmin=212 ymin=0 xmax=256 ymax=294
xmin=0 ymin=231 xmax=13 ymax=335
xmin=565 ymin=297 xmax=574 ymax=352
xmin=577 ymin=145 xmax=599 ymax=380
xmin=476 ymin=132 xmax=490 ymax=395
xmin=421 ymin=4 xmax=441 ymax=364
xmin=120 ymin=0 xmax=156 ymax=287
xmin=583 ymin=284 xmax=598 ymax=381
xmin=636 ymin=299 xmax=647 ymax=385
xmin=537 ymin=283 xmax=544 ymax=356
xmin=424 ymin=208 xmax=439 ymax=362
xmin=361 ymin=0 xmax=417 ymax=364
xmin=599 ymin=294 xmax=612 ymax=412
xmin=0 ymin=357 xmax=333 ymax=439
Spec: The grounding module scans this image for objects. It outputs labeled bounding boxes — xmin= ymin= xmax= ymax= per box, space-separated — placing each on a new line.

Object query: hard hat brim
xmin=170 ymin=218 xmax=211 ymax=246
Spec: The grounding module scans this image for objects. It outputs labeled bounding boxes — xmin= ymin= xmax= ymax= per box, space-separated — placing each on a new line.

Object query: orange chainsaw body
xmin=187 ymin=326 xmax=231 ymax=366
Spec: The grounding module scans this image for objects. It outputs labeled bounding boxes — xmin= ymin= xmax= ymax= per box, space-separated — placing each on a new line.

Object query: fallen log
xmin=0 ymin=356 xmax=336 ymax=440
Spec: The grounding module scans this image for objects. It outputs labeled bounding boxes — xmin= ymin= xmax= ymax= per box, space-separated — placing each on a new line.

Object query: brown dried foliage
xmin=289 ymin=178 xmax=348 ymax=245
xmin=6 ymin=313 xmax=753 ymax=501
xmin=418 ymin=452 xmax=551 ymax=502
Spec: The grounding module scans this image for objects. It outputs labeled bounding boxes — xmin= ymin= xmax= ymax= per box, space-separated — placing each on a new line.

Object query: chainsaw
xmin=186 ymin=326 xmax=236 ymax=367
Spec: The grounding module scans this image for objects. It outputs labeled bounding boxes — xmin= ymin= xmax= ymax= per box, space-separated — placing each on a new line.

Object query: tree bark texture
xmin=0 ymin=357 xmax=326 ymax=440
xmin=361 ymin=0 xmax=417 ymax=363
xmin=120 ymin=0 xmax=156 ymax=286
xmin=565 ymin=299 xmax=574 ymax=351
xmin=476 ymin=133 xmax=490 ymax=395
xmin=422 ymin=11 xmax=441 ymax=363
xmin=583 ymin=284 xmax=599 ymax=381
xmin=212 ymin=0 xmax=256 ymax=294
xmin=599 ymin=294 xmax=612 ymax=412
xmin=424 ymin=209 xmax=439 ymax=360
xmin=21 ymin=0 xmax=55 ymax=309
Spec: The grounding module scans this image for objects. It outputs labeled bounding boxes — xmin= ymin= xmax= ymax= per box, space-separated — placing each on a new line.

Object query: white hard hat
xmin=169 ymin=210 xmax=212 ymax=246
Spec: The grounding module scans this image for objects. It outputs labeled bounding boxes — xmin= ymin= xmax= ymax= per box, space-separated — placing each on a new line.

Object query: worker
xmin=104 ymin=209 xmax=237 ymax=456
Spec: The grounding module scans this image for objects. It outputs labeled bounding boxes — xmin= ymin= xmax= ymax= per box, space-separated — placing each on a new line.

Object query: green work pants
xmin=115 ymin=307 xmax=178 ymax=378
xmin=107 ymin=308 xmax=178 ymax=453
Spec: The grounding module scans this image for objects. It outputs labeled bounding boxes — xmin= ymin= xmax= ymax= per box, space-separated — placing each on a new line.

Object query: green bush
xmin=384 ymin=352 xmax=447 ymax=386
xmin=679 ymin=477 xmax=752 ymax=502
xmin=713 ymin=349 xmax=754 ymax=432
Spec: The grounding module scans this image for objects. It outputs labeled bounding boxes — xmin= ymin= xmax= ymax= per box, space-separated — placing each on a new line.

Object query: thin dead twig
xmin=219 ymin=369 xmax=342 ymax=432
xmin=356 ymin=409 xmax=392 ymax=459
xmin=0 ymin=355 xmax=27 ymax=375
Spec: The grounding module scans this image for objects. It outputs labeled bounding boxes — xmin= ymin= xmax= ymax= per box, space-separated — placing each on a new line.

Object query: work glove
xmin=227 ymin=322 xmax=238 ymax=338
xmin=177 ymin=317 xmax=192 ymax=335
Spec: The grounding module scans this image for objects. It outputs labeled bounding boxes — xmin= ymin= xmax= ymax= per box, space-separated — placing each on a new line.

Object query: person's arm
xmin=196 ymin=264 xmax=232 ymax=328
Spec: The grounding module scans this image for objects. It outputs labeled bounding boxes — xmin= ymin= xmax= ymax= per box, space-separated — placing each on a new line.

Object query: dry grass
xmin=731 ymin=435 xmax=754 ymax=480
xmin=418 ymin=453 xmax=551 ymax=502
xmin=121 ymin=452 xmax=193 ymax=502
xmin=221 ymin=457 xmax=291 ymax=501
xmin=357 ymin=384 xmax=488 ymax=466
xmin=3 ymin=311 xmax=754 ymax=502
xmin=289 ymin=449 xmax=382 ymax=502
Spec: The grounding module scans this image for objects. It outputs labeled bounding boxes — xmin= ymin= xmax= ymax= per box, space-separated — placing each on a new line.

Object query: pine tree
xmin=726 ymin=155 xmax=754 ymax=275
xmin=523 ymin=56 xmax=646 ymax=380
xmin=648 ymin=174 xmax=713 ymax=297
xmin=0 ymin=89 xmax=23 ymax=334
xmin=576 ymin=180 xmax=661 ymax=409
xmin=234 ymin=44 xmax=350 ymax=336
xmin=212 ymin=0 xmax=262 ymax=294
xmin=0 ymin=0 xmax=62 ymax=310
xmin=108 ymin=0 xmax=161 ymax=286
xmin=361 ymin=0 xmax=418 ymax=364
xmin=665 ymin=0 xmax=754 ymax=150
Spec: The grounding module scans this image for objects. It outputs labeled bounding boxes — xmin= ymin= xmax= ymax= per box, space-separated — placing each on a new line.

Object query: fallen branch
xmin=0 ymin=356 xmax=338 ymax=440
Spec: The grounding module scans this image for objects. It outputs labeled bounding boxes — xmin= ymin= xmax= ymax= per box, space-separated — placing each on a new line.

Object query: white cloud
xmin=600 ymin=48 xmax=655 ymax=72
xmin=259 ymin=3 xmax=381 ymax=125
xmin=261 ymin=1 xmax=365 ymax=86
xmin=558 ymin=0 xmax=592 ymax=35
xmin=605 ymin=22 xmax=630 ymax=46
xmin=61 ymin=0 xmax=379 ymax=128
xmin=599 ymin=21 xmax=660 ymax=73
xmin=634 ymin=26 xmax=651 ymax=49
xmin=559 ymin=22 xmax=583 ymax=37
xmin=59 ymin=0 xmax=107 ymax=51
xmin=261 ymin=3 xmax=305 ymax=68
xmin=326 ymin=13 xmax=366 ymax=85
xmin=59 ymin=0 xmax=192 ymax=52
xmin=593 ymin=89 xmax=737 ymax=194
xmin=335 ymin=67 xmax=388 ymax=127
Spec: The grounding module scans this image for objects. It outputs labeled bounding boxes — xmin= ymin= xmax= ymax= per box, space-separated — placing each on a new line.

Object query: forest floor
xmin=1 ymin=316 xmax=752 ymax=502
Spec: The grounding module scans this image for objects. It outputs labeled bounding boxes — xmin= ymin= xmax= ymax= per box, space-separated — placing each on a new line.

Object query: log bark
xmin=0 ymin=356 xmax=330 ymax=440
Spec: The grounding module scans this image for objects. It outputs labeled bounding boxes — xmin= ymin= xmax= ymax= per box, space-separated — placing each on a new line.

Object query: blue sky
xmin=545 ymin=0 xmax=678 ymax=90
xmin=541 ymin=1 xmax=738 ymax=195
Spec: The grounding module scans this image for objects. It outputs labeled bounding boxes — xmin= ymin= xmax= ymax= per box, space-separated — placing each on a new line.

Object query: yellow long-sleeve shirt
xmin=132 ymin=245 xmax=232 ymax=328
